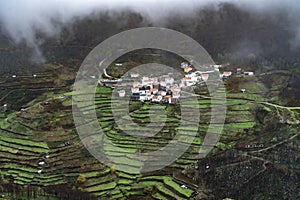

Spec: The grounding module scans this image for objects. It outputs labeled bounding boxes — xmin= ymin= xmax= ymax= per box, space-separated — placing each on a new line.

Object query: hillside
xmin=0 ymin=60 xmax=299 ymax=199
xmin=0 ymin=2 xmax=299 ymax=199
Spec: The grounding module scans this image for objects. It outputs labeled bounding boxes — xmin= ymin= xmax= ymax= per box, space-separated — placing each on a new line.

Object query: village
xmin=0 ymin=62 xmax=255 ymax=115
xmin=99 ymin=62 xmax=255 ymax=104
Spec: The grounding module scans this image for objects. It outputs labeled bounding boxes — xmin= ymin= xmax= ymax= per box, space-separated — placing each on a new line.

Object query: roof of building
xmin=201 ymin=74 xmax=209 ymax=77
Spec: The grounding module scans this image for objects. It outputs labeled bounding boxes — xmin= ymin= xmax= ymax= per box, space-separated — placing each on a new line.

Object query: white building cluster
xmin=102 ymin=61 xmax=255 ymax=104
xmin=129 ymin=74 xmax=181 ymax=104
xmin=219 ymin=67 xmax=255 ymax=78
xmin=120 ymin=62 xmax=218 ymax=104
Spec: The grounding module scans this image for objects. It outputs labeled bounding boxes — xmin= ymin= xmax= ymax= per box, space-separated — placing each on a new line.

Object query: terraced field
xmin=1 ymin=78 xmax=297 ymax=199
xmin=69 ymin=85 xmax=258 ymax=199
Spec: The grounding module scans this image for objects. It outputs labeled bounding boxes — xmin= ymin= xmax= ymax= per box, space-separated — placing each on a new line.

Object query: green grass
xmin=7 ymin=170 xmax=35 ymax=179
xmin=0 ymin=145 xmax=22 ymax=154
xmin=181 ymin=104 xmax=211 ymax=109
xmin=111 ymin=193 xmax=124 ymax=199
xmin=0 ymin=135 xmax=48 ymax=149
xmin=225 ymin=122 xmax=255 ymax=129
xmin=0 ymin=140 xmax=48 ymax=153
xmin=14 ymin=176 xmax=33 ymax=183
xmin=62 ymin=98 xmax=72 ymax=106
xmin=64 ymin=168 xmax=110 ymax=178
xmin=0 ymin=112 xmax=16 ymax=129
xmin=216 ymin=142 xmax=235 ymax=150
xmin=107 ymin=156 xmax=143 ymax=167
xmin=162 ymin=177 xmax=193 ymax=198
xmin=34 ymin=176 xmax=64 ymax=184
xmin=226 ymin=99 xmax=248 ymax=106
xmin=85 ymin=181 xmax=117 ymax=192
xmin=117 ymin=172 xmax=134 ymax=179
xmin=0 ymin=83 xmax=257 ymax=196
xmin=96 ymin=87 xmax=113 ymax=94
xmin=85 ymin=175 xmax=115 ymax=187
xmin=79 ymin=170 xmax=109 ymax=178
xmin=152 ymin=192 xmax=169 ymax=200
xmin=118 ymin=178 xmax=134 ymax=185
xmin=227 ymin=93 xmax=267 ymax=101
xmin=103 ymin=142 xmax=137 ymax=153
xmin=228 ymin=102 xmax=253 ymax=111
xmin=156 ymin=184 xmax=185 ymax=200
xmin=1 ymin=163 xmax=38 ymax=173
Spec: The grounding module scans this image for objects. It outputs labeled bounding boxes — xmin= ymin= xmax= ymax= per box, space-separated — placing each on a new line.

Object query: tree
xmin=76 ymin=174 xmax=86 ymax=184
xmin=110 ymin=165 xmax=117 ymax=174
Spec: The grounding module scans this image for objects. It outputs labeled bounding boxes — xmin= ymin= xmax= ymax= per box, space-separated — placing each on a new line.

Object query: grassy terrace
xmin=0 ymin=135 xmax=48 ymax=149
xmin=0 ymin=81 xmax=260 ymax=199
xmin=72 ymin=87 xmax=204 ymax=197
xmin=72 ymin=85 xmax=258 ymax=198
xmin=84 ymin=86 xmax=236 ymax=198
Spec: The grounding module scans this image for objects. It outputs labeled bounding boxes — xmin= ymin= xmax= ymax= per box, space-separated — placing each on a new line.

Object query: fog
xmin=0 ymin=0 xmax=300 ymax=63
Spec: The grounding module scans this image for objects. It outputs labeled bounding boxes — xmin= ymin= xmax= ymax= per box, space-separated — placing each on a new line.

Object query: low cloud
xmin=0 ymin=0 xmax=300 ymax=63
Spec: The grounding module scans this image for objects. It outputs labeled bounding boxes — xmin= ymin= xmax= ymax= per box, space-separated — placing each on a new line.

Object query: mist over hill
xmin=0 ymin=2 xmax=299 ymax=199
xmin=0 ymin=0 xmax=300 ymax=70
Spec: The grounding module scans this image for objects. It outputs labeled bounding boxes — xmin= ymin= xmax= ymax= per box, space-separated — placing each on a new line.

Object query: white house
xmin=220 ymin=71 xmax=232 ymax=78
xmin=132 ymin=81 xmax=141 ymax=88
xmin=131 ymin=87 xmax=139 ymax=94
xmin=181 ymin=62 xmax=189 ymax=69
xmin=201 ymin=74 xmax=209 ymax=82
xmin=164 ymin=95 xmax=172 ymax=104
xmin=142 ymin=77 xmax=154 ymax=88
xmin=181 ymin=185 xmax=188 ymax=189
xmin=139 ymin=90 xmax=147 ymax=95
xmin=172 ymin=93 xmax=180 ymax=99
xmin=191 ymin=75 xmax=199 ymax=82
xmin=118 ymin=90 xmax=126 ymax=97
xmin=182 ymin=77 xmax=195 ymax=87
xmin=165 ymin=77 xmax=174 ymax=85
xmin=130 ymin=73 xmax=139 ymax=78
xmin=172 ymin=87 xmax=181 ymax=94
xmin=160 ymin=81 xmax=167 ymax=87
xmin=179 ymin=82 xmax=186 ymax=88
xmin=147 ymin=93 xmax=153 ymax=100
xmin=152 ymin=95 xmax=163 ymax=102
xmin=159 ymin=91 xmax=167 ymax=96
xmin=186 ymin=81 xmax=195 ymax=87
xmin=213 ymin=65 xmax=222 ymax=71
xmin=38 ymin=161 xmax=45 ymax=165
xmin=139 ymin=93 xmax=147 ymax=101
xmin=244 ymin=71 xmax=254 ymax=76
xmin=149 ymin=88 xmax=158 ymax=95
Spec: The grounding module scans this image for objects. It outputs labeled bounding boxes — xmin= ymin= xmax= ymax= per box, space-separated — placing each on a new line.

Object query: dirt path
xmin=258 ymin=70 xmax=290 ymax=76
xmin=259 ymin=102 xmax=300 ymax=110
xmin=182 ymin=91 xmax=300 ymax=110
xmin=252 ymin=134 xmax=298 ymax=153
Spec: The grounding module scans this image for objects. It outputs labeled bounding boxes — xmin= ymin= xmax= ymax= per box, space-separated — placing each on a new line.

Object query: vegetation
xmin=0 ymin=3 xmax=299 ymax=199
